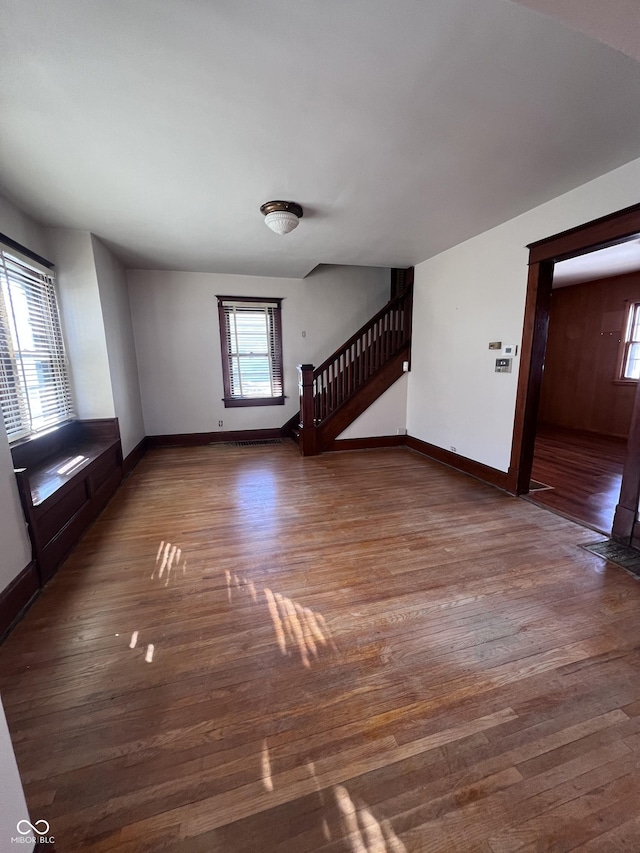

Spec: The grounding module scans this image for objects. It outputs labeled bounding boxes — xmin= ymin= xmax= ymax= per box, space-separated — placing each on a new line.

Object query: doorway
xmin=508 ymin=202 xmax=640 ymax=544
xmin=524 ymin=248 xmax=640 ymax=532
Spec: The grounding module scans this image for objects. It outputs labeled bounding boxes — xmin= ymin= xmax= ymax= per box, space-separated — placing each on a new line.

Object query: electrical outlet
xmin=218 ymin=420 xmax=223 ymax=427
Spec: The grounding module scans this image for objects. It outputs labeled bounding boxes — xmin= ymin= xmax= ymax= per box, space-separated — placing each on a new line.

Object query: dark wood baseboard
xmin=147 ymin=428 xmax=285 ymax=448
xmin=405 ymin=435 xmax=510 ymax=491
xmin=325 ymin=435 xmax=405 ymax=452
xmin=0 ymin=561 xmax=39 ymax=641
xmin=122 ymin=437 xmax=148 ymax=477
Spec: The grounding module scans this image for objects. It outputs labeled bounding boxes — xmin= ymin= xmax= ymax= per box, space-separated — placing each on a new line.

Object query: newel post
xmin=297 ymin=363 xmax=317 ymax=456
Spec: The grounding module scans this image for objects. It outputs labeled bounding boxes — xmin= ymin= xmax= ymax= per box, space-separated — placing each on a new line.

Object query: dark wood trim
xmin=511 ymin=204 xmax=640 ymax=510
xmin=0 ymin=561 xmax=39 ymax=642
xmin=281 ymin=411 xmax=301 ymax=438
xmin=612 ymin=374 xmax=640 ymax=542
xmin=325 ymin=435 xmax=405 ymax=452
xmin=528 ymin=203 xmax=640 ymax=264
xmin=11 ymin=419 xmax=123 ymax=584
xmin=146 ymin=429 xmax=285 ymax=448
xmin=316 ymin=346 xmax=410 ymax=452
xmin=9 ymin=418 xmax=76 ymax=458
xmin=216 ymin=295 xmax=283 ymax=306
xmin=390 ymin=267 xmax=414 ymax=300
xmin=122 ymin=437 xmax=148 ymax=478
xmin=223 ymin=396 xmax=285 ymax=408
xmin=313 ymin=289 xmax=412 ymax=379
xmin=406 ymin=435 xmax=510 ymax=491
xmin=297 ymin=364 xmax=317 ymax=457
xmin=217 ymin=296 xmax=284 ymax=409
xmin=506 ymin=261 xmax=554 ymax=494
xmin=0 ymin=231 xmax=54 ymax=269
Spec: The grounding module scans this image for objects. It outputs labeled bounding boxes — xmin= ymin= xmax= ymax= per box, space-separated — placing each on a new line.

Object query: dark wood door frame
xmin=507 ymin=202 xmax=640 ymax=544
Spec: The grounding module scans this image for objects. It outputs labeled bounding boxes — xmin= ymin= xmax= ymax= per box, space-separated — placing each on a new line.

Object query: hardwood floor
xmin=528 ymin=424 xmax=627 ymax=534
xmin=1 ymin=443 xmax=640 ymax=851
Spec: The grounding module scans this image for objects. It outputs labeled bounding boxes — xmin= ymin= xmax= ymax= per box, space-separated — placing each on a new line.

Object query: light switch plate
xmin=502 ymin=344 xmax=518 ymax=357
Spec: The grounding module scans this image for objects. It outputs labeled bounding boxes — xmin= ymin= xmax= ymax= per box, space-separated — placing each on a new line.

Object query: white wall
xmin=337 ymin=374 xmax=408 ymax=439
xmin=0 ymin=196 xmax=48 ymax=259
xmin=407 ymin=155 xmax=640 ymax=472
xmin=128 ymin=265 xmax=390 ymax=435
xmin=91 ymin=236 xmax=145 ymax=458
xmin=0 ymin=696 xmax=34 ymax=845
xmin=47 ymin=229 xmax=115 ymax=421
xmin=0 ymin=197 xmax=41 ymax=591
xmin=0 ymin=421 xmax=31 ymax=593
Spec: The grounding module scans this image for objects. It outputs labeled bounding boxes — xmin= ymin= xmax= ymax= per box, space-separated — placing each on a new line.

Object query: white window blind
xmin=0 ymin=247 xmax=74 ymax=442
xmin=218 ymin=297 xmax=284 ymax=406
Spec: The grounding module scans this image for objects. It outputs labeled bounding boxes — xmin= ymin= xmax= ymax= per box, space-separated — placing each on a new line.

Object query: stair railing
xmin=297 ymin=286 xmax=412 ymax=455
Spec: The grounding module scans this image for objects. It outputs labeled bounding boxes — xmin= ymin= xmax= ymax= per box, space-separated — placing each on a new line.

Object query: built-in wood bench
xmin=12 ymin=419 xmax=123 ymax=584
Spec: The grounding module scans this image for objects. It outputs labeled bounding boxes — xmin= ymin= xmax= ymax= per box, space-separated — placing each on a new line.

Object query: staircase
xmin=290 ymin=279 xmax=412 ymax=456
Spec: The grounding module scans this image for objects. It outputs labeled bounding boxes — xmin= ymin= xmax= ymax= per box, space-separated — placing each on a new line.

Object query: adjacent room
xmin=1 ymin=2 xmax=640 ymax=851
xmin=528 ymin=242 xmax=640 ymax=533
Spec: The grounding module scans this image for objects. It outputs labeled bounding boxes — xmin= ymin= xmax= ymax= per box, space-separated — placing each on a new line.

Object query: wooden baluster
xmin=363 ymin=332 xmax=367 ymax=379
xmin=345 ymin=349 xmax=350 ymax=400
xmin=315 ymin=374 xmax=320 ymax=422
xmin=322 ymin=370 xmax=327 ymax=420
xmin=330 ymin=362 xmax=335 ymax=413
xmin=348 ymin=344 xmax=354 ymax=397
xmin=381 ymin=313 xmax=387 ymax=362
xmin=297 ymin=364 xmax=317 ymax=456
xmin=382 ymin=312 xmax=387 ymax=362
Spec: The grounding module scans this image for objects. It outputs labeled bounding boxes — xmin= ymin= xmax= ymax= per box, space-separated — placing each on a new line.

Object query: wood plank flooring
xmin=1 ymin=443 xmax=640 ymax=851
xmin=529 ymin=425 xmax=627 ymax=534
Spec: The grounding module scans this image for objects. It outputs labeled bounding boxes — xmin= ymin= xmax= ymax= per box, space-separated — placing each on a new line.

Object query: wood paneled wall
xmin=538 ymin=271 xmax=640 ymax=438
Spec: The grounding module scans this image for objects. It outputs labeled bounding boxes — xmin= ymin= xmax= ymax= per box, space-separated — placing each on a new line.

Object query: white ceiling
xmin=1 ymin=0 xmax=640 ymax=278
xmin=554 ymin=240 xmax=640 ymax=287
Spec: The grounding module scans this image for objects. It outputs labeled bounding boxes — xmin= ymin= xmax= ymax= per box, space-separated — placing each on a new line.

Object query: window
xmin=217 ymin=296 xmax=284 ymax=407
xmin=0 ymin=244 xmax=74 ymax=442
xmin=620 ymin=300 xmax=640 ymax=380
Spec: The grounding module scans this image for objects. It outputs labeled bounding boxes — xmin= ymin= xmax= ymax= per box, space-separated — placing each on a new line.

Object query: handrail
xmin=313 ymin=287 xmax=412 ymax=379
xmin=296 ymin=282 xmax=412 ymax=456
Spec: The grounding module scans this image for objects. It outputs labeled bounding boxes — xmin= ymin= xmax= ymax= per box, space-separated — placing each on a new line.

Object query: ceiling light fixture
xmin=260 ymin=200 xmax=303 ymax=235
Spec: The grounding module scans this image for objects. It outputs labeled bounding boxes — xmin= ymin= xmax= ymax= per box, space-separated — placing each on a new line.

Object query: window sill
xmin=8 ymin=419 xmax=76 ymax=448
xmin=222 ymin=396 xmax=285 ymax=408
xmin=612 ymin=379 xmax=638 ymax=386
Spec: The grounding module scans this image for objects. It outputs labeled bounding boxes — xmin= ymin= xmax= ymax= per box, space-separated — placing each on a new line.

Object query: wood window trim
xmin=217 ymin=296 xmax=284 ymax=408
xmin=615 ymin=299 xmax=640 ymax=383
xmin=0 ymin=239 xmax=74 ymax=442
